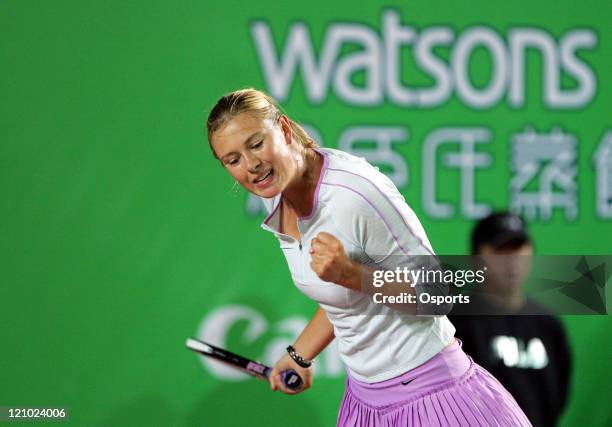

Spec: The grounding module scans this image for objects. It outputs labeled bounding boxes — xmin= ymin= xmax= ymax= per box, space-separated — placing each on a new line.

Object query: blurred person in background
xmin=450 ymin=212 xmax=572 ymax=427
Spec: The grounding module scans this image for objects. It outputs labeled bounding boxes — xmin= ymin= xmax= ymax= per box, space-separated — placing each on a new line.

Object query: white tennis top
xmin=260 ymin=147 xmax=455 ymax=383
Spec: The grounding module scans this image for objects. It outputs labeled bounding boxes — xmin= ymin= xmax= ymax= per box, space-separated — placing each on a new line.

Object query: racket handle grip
xmin=280 ymin=369 xmax=303 ymax=390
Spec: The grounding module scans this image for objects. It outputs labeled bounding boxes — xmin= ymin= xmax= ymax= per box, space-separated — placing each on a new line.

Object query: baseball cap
xmin=471 ymin=212 xmax=530 ymax=252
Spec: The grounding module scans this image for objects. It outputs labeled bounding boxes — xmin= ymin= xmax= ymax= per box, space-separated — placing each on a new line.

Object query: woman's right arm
xmin=269 ymin=307 xmax=335 ymax=394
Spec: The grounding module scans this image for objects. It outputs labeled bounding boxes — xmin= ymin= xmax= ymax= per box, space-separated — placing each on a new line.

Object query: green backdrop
xmin=1 ymin=1 xmax=610 ymax=426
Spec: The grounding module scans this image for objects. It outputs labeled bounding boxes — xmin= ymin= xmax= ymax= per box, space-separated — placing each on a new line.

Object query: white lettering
xmin=452 ymin=27 xmax=509 ymax=108
xmin=334 ymin=25 xmax=383 ymax=105
xmin=251 ymin=11 xmax=597 ymax=109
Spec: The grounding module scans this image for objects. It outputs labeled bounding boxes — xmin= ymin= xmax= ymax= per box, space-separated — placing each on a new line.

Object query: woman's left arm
xmin=310 ymin=232 xmax=419 ymax=314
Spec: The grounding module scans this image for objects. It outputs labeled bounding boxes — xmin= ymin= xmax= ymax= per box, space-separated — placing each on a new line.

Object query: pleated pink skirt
xmin=337 ymin=339 xmax=531 ymax=426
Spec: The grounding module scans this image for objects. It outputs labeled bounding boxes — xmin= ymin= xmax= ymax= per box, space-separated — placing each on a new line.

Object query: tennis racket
xmin=185 ymin=337 xmax=304 ymax=391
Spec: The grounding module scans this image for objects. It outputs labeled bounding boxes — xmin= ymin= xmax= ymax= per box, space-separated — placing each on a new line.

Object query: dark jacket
xmin=449 ymin=296 xmax=572 ymax=427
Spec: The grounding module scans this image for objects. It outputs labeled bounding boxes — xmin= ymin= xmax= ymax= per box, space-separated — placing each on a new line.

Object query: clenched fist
xmin=309 ymin=232 xmax=361 ymax=289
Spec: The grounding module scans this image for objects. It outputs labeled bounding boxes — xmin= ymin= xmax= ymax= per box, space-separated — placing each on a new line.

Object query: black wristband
xmin=286 ymin=345 xmax=313 ymax=368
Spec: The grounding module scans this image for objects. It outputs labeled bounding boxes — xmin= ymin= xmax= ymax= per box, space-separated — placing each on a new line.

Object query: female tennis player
xmin=206 ymin=88 xmax=531 ymax=426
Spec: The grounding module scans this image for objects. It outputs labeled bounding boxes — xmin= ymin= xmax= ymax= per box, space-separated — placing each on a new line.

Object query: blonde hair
xmin=206 ymin=88 xmax=318 ymax=158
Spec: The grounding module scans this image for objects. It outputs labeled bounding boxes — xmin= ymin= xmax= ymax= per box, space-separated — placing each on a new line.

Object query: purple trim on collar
xmin=325 ymin=167 xmax=436 ymax=257
xmin=261 ymin=148 xmax=328 ymax=229
xmin=299 ymin=148 xmax=329 ymax=221
xmin=263 ymin=195 xmax=282 ymax=226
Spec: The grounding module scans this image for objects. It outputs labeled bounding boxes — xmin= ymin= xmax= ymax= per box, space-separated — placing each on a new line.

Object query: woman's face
xmin=211 ymin=113 xmax=297 ymax=198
